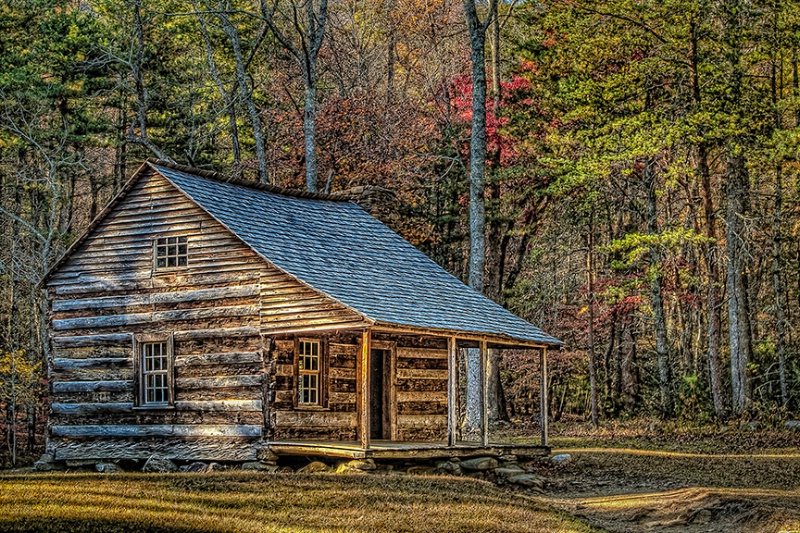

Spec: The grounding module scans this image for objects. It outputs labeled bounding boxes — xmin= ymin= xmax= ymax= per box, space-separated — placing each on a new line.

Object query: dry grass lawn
xmin=0 ymin=471 xmax=598 ymax=533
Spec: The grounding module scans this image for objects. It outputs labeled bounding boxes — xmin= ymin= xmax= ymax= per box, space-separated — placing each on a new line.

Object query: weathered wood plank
xmin=51 ymin=424 xmax=262 ymax=438
xmin=52 ymin=285 xmax=260 ymax=312
xmin=52 ymin=358 xmax=130 ymax=370
xmin=51 ymin=437 xmax=259 ymax=461
xmin=51 ymin=272 xmax=263 ymax=297
xmin=52 ymin=334 xmax=132 ymax=348
xmin=53 ymin=304 xmax=260 ymax=331
xmin=50 ymin=400 xmax=262 ymax=415
xmin=52 ymin=367 xmax=134 ymax=382
xmin=396 ymin=347 xmax=448 ymax=359
xmin=176 ymin=375 xmax=262 ymax=389
xmin=395 ymin=368 xmax=448 ymax=380
xmin=397 ymin=391 xmax=448 ymax=403
xmin=396 ymin=414 xmax=448 ymax=429
xmin=51 ymin=403 xmax=133 ymax=415
xmin=274 ymin=411 xmax=357 ymax=428
xmin=173 ymin=327 xmax=260 ymax=341
xmin=174 ymin=351 xmax=261 ymax=367
xmin=52 ymin=380 xmax=132 ymax=393
xmin=329 ymin=367 xmax=356 ymax=380
xmin=328 ymin=392 xmax=357 ymax=404
xmin=174 ymin=400 xmax=262 ymax=412
xmin=329 ymin=343 xmax=358 ymax=356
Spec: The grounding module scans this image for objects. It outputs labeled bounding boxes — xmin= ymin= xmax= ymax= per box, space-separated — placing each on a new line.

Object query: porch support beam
xmin=358 ymin=328 xmax=372 ymax=449
xmin=480 ymin=339 xmax=489 ymax=446
xmin=447 ymin=336 xmax=458 ymax=447
xmin=540 ymin=346 xmax=548 ymax=447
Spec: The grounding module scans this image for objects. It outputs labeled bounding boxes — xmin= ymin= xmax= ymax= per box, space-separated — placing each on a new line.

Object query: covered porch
xmin=268 ymin=326 xmax=553 ymax=460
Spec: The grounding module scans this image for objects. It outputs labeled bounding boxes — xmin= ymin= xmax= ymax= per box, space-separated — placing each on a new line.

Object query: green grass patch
xmin=0 ymin=471 xmax=598 ymax=533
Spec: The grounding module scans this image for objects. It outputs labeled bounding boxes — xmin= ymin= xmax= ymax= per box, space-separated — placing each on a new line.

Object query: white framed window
xmin=154 ymin=235 xmax=188 ymax=270
xmin=297 ymin=340 xmax=321 ymax=406
xmin=134 ymin=334 xmax=174 ymax=408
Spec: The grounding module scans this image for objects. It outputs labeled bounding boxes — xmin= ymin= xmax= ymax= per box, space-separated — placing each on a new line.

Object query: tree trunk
xmin=463 ymin=0 xmax=497 ymax=432
xmin=771 ymin=55 xmax=788 ymax=407
xmin=586 ymin=209 xmax=598 ymax=427
xmin=773 ymin=163 xmax=788 ymax=407
xmin=725 ymin=147 xmax=753 ymax=416
xmin=218 ymin=9 xmax=269 ymax=184
xmin=197 ymin=11 xmax=242 ymax=173
xmin=303 ymin=61 xmax=319 ymax=192
xmin=127 ymin=0 xmax=173 ymax=163
xmin=691 ymin=20 xmax=726 ymax=420
xmin=621 ymin=321 xmax=639 ymax=411
xmin=645 ymin=160 xmax=673 ymax=418
xmin=486 ymin=348 xmax=507 ymax=422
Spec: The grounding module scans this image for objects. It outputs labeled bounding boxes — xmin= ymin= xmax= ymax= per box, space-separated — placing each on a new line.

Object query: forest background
xmin=1 ymin=0 xmax=799 ymax=466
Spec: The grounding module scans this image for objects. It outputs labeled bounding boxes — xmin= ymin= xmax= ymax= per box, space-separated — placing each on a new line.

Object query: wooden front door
xmin=370 ymin=348 xmax=392 ymax=440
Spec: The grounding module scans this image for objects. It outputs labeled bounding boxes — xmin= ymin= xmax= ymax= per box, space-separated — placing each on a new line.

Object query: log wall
xmin=270 ymin=333 xmax=359 ymax=440
xmin=45 ymin=169 xmax=363 ymax=461
xmin=391 ymin=335 xmax=448 ymax=441
xmin=270 ymin=332 xmax=447 ymax=442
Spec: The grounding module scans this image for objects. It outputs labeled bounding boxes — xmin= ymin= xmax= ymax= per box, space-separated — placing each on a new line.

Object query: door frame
xmin=371 ymin=340 xmax=396 ymax=440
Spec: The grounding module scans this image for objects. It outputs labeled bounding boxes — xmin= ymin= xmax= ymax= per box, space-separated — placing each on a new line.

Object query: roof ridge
xmin=148 ymin=159 xmax=361 ymax=203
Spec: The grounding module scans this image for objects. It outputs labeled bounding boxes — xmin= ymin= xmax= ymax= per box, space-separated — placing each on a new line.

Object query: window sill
xmin=133 ymin=405 xmax=175 ymax=411
xmin=294 ymin=405 xmax=330 ymax=412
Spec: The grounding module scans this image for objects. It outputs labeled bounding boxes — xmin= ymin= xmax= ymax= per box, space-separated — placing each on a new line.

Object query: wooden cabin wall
xmin=270 ymin=332 xmax=448 ymax=443
xmin=46 ymin=169 xmax=272 ymax=462
xmin=389 ymin=335 xmax=448 ymax=441
xmin=270 ymin=332 xmax=359 ymax=440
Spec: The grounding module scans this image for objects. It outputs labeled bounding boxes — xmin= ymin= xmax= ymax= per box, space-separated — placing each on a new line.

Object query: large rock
xmin=258 ymin=449 xmax=280 ymax=462
xmin=33 ymin=453 xmax=57 ymax=472
xmin=460 ymin=457 xmax=499 ymax=471
xmin=95 ymin=462 xmax=121 ymax=473
xmin=181 ymin=462 xmax=210 ymax=473
xmin=407 ymin=465 xmax=437 ymax=475
xmin=242 ymin=461 xmax=278 ymax=473
xmin=550 ymin=453 xmax=572 ymax=466
xmin=143 ymin=456 xmax=178 ymax=473
xmin=66 ymin=459 xmax=97 ymax=468
xmin=298 ymin=461 xmax=330 ymax=474
xmin=436 ymin=461 xmax=463 ymax=476
xmin=336 ymin=459 xmax=376 ymax=473
xmin=494 ymin=465 xmax=526 ymax=479
xmin=507 ymin=473 xmax=545 ymax=489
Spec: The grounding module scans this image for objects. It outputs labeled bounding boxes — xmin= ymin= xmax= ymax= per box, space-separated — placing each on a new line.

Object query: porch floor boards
xmin=268 ymin=440 xmax=550 ymax=460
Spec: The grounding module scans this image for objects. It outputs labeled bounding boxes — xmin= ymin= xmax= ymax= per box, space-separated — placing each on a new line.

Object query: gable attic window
xmin=297 ymin=340 xmax=322 ymax=406
xmin=154 ymin=236 xmax=188 ymax=270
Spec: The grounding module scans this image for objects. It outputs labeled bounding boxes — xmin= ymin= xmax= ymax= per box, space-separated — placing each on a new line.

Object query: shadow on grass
xmin=0 ymin=518 xmax=201 ymax=533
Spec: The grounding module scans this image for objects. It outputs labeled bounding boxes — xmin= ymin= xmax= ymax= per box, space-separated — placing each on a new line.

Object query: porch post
xmin=359 ymin=329 xmax=372 ymax=449
xmin=480 ymin=340 xmax=489 ymax=446
xmin=540 ymin=346 xmax=548 ymax=447
xmin=447 ymin=337 xmax=458 ymax=447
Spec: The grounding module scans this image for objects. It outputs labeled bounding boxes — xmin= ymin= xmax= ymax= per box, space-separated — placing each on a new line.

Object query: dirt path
xmin=530 ymin=448 xmax=800 ymax=533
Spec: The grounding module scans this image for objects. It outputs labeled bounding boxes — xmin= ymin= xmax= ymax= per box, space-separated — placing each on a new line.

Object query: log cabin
xmin=41 ymin=160 xmax=562 ymax=465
